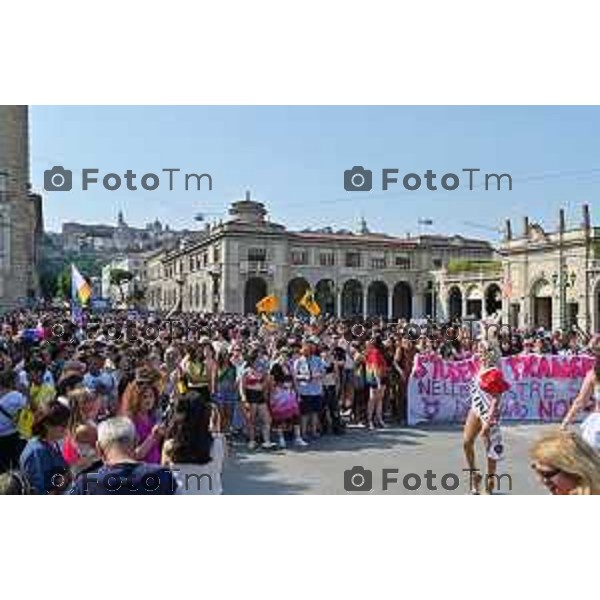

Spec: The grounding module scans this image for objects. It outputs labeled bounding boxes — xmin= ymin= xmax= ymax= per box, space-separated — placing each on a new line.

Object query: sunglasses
xmin=531 ymin=463 xmax=561 ymax=481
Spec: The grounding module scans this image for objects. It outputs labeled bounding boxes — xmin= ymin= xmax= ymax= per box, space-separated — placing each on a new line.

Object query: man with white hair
xmin=70 ymin=416 xmax=177 ymax=495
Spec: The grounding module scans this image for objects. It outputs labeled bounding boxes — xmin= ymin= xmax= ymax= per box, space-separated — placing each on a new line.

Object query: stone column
xmin=412 ymin=293 xmax=423 ymax=320
xmin=482 ymin=289 xmax=489 ymax=320
xmin=362 ymin=286 xmax=368 ymax=319
xmin=501 ymin=294 xmax=509 ymax=326
xmin=387 ymin=290 xmax=393 ymax=320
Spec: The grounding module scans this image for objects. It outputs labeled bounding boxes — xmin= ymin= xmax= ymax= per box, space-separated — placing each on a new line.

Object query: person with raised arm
xmin=561 ymin=337 xmax=600 ymax=451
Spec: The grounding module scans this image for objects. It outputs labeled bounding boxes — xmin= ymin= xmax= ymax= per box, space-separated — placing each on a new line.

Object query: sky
xmin=30 ymin=106 xmax=600 ymax=240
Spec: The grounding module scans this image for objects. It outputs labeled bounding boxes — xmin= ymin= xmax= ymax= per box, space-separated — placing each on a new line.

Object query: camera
xmin=44 ymin=166 xmax=73 ymax=191
xmin=344 ymin=166 xmax=372 ymax=192
xmin=344 ymin=466 xmax=373 ymax=492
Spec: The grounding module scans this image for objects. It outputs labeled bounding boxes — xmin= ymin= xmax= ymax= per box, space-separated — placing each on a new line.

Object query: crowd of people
xmin=0 ymin=305 xmax=598 ymax=495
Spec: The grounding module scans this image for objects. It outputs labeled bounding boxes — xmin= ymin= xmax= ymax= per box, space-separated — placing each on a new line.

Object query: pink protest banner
xmin=407 ymin=353 xmax=596 ymax=425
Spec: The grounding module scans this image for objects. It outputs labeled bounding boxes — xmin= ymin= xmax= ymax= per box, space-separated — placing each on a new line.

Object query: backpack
xmin=0 ymin=397 xmax=34 ymax=439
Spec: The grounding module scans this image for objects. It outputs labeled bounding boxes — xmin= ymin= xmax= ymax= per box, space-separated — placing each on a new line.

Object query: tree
xmin=56 ymin=267 xmax=71 ymax=299
xmin=109 ymin=269 xmax=134 ymax=303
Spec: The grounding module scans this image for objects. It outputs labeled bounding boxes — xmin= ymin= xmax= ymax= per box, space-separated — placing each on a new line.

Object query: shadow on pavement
xmin=223 ymin=452 xmax=311 ymax=495
xmin=306 ymin=427 xmax=423 ymax=453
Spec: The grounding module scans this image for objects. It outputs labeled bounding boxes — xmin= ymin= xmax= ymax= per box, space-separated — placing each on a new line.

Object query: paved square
xmin=224 ymin=423 xmax=558 ymax=494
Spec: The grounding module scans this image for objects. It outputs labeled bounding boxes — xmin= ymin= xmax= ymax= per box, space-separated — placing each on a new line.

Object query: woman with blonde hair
xmin=530 ymin=430 xmax=600 ymax=495
xmin=463 ymin=341 xmax=510 ymax=494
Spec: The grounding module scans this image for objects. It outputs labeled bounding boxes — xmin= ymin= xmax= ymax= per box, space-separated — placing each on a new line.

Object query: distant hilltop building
xmin=60 ymin=211 xmax=196 ymax=253
xmin=0 ymin=105 xmax=42 ymax=310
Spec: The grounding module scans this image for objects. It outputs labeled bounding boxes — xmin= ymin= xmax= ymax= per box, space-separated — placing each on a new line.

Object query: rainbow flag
xmin=71 ymin=264 xmax=92 ymax=305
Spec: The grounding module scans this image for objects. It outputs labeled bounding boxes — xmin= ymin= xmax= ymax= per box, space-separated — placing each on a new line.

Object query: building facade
xmin=435 ymin=206 xmax=600 ymax=332
xmin=140 ymin=193 xmax=600 ymax=332
xmin=0 ymin=105 xmax=41 ymax=310
xmin=145 ymin=192 xmax=495 ymax=320
xmin=499 ymin=207 xmax=600 ymax=332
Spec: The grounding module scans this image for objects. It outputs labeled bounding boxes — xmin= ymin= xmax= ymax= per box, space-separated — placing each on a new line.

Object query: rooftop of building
xmin=499 ymin=205 xmax=599 ymax=251
xmin=152 ymin=191 xmax=500 ymax=261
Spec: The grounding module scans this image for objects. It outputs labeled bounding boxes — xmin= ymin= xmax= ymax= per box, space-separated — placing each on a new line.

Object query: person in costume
xmin=463 ymin=341 xmax=510 ymax=494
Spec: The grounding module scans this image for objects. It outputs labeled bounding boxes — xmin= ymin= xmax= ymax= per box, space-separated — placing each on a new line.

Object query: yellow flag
xmin=256 ymin=294 xmax=279 ymax=313
xmin=299 ymin=289 xmax=321 ymax=316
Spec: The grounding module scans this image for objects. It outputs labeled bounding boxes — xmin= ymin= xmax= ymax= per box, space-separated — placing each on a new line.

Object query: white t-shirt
xmin=0 ymin=390 xmax=28 ymax=437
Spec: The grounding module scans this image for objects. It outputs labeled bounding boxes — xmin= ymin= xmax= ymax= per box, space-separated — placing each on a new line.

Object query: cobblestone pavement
xmin=224 ymin=423 xmax=558 ymax=494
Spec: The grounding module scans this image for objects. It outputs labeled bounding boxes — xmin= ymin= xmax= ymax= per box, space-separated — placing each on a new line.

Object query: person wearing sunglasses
xmin=530 ymin=430 xmax=600 ymax=495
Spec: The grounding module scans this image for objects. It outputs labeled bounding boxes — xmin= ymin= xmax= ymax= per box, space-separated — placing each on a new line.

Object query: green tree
xmin=56 ymin=267 xmax=72 ymax=299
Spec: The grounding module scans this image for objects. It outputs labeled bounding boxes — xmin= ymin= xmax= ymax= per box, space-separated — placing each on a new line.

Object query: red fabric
xmin=479 ymin=367 xmax=510 ymax=395
xmin=62 ymin=435 xmax=80 ymax=466
xmin=365 ymin=348 xmax=387 ymax=374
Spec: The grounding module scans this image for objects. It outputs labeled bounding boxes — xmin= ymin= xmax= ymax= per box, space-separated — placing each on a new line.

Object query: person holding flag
xmin=256 ymin=295 xmax=279 ymax=330
xmin=71 ymin=264 xmax=92 ymax=327
xmin=72 ymin=264 xmax=92 ymax=305
xmin=298 ymin=288 xmax=321 ymax=317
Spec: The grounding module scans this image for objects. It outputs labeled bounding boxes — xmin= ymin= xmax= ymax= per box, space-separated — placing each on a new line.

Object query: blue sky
xmin=30 ymin=106 xmax=600 ymax=239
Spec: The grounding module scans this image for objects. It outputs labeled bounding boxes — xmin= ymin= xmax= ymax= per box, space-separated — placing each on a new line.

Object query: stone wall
xmin=0 ymin=105 xmax=37 ymax=310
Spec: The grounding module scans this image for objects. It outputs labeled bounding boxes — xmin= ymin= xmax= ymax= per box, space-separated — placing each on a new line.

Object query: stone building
xmin=0 ymin=105 xmax=41 ymax=310
xmin=145 ymin=191 xmax=494 ymax=318
xmin=141 ymin=193 xmax=600 ymax=332
xmin=61 ymin=211 xmax=193 ymax=253
xmin=499 ymin=206 xmax=600 ymax=332
xmin=438 ymin=205 xmax=600 ymax=332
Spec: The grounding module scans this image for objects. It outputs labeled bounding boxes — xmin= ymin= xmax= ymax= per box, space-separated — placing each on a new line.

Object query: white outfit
xmin=580 ymin=383 xmax=600 ymax=451
xmin=171 ymin=435 xmax=225 ymax=495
